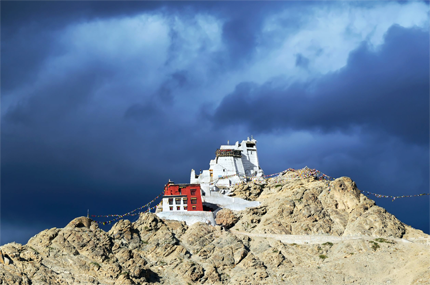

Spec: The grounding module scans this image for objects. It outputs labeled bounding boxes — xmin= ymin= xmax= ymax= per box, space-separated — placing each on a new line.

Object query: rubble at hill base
xmin=1 ymin=169 xmax=429 ymax=285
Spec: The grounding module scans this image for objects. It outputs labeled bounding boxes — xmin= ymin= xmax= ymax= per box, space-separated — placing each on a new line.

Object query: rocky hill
xmin=1 ymin=169 xmax=429 ymax=285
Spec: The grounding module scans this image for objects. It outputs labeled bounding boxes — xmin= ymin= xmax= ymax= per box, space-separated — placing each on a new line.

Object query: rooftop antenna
xmin=87 ymin=209 xmax=89 ymax=218
xmin=227 ymin=140 xmax=229 ymax=145
xmin=251 ymin=135 xmax=253 ymax=139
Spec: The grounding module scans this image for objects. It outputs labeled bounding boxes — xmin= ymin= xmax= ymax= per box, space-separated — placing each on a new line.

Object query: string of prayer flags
xmin=362 ymin=190 xmax=430 ymax=202
xmin=95 ymin=204 xmax=159 ymax=225
xmin=91 ymin=191 xmax=164 ymax=218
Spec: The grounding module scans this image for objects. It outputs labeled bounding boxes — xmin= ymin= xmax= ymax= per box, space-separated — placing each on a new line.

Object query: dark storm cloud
xmin=124 ymin=70 xmax=189 ymax=119
xmin=1 ymin=111 xmax=223 ymax=244
xmin=212 ymin=25 xmax=429 ymax=146
xmin=156 ymin=70 xmax=189 ymax=104
xmin=222 ymin=16 xmax=259 ymax=63
xmin=1 ymin=1 xmax=164 ymax=32
xmin=1 ymin=57 xmax=222 ymax=243
xmin=1 ymin=1 xmax=278 ymax=93
xmin=1 ymin=26 xmax=54 ymax=93
xmin=1 ymin=1 xmax=428 ymax=245
xmin=4 ymin=66 xmax=112 ymax=126
xmin=0 ymin=0 xmax=299 ymax=26
xmin=125 ymin=102 xmax=160 ymax=121
xmin=217 ymin=2 xmax=314 ymax=69
xmin=295 ymin=54 xmax=310 ymax=69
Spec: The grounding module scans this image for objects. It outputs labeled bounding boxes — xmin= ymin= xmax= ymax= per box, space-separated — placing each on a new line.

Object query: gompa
xmin=190 ymin=136 xmax=264 ymax=196
xmin=160 ymin=180 xmax=203 ymax=212
xmin=155 ymin=137 xmax=264 ymax=225
xmin=156 ymin=180 xmax=216 ymax=225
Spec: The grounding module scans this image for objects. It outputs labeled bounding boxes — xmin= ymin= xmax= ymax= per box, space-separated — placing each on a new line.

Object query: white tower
xmin=190 ymin=137 xmax=264 ymax=195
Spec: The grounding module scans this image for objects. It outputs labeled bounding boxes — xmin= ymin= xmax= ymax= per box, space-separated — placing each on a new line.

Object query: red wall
xmin=164 ymin=182 xmax=203 ymax=211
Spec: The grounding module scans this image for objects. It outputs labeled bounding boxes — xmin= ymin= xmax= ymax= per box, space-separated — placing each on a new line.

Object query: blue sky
xmin=1 ymin=1 xmax=429 ymax=245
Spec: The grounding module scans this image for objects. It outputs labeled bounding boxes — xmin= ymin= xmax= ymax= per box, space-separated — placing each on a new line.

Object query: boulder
xmin=215 ymin=208 xmax=238 ymax=228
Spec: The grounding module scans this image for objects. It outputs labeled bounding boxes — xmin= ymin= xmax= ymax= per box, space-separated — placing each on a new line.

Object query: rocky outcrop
xmin=215 ymin=209 xmax=238 ymax=228
xmin=230 ymin=183 xmax=264 ymax=200
xmin=1 ymin=168 xmax=429 ymax=285
xmin=229 ymin=172 xmax=422 ymax=239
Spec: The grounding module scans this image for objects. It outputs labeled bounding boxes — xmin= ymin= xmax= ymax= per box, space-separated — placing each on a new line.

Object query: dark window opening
xmin=192 ymin=206 xmax=196 ymax=210
xmin=175 ymin=198 xmax=181 ymax=204
xmin=168 ymin=198 xmax=173 ymax=205
xmin=191 ymin=198 xmax=197 ymax=204
xmin=169 ymin=206 xmax=173 ymax=211
xmin=246 ymin=143 xmax=255 ymax=147
xmin=177 ymin=206 xmax=180 ymax=210
xmin=191 ymin=189 xmax=196 ymax=195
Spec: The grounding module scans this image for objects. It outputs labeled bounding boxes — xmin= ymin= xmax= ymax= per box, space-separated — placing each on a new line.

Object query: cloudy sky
xmin=1 ymin=1 xmax=429 ymax=245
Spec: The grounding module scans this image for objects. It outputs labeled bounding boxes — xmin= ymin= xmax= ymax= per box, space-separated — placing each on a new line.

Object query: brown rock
xmin=215 ymin=208 xmax=238 ymax=228
xmin=66 ymin=216 xmax=98 ymax=230
xmin=230 ymin=182 xmax=264 ymax=200
xmin=1 ymin=167 xmax=429 ymax=285
xmin=204 ymin=265 xmax=221 ymax=283
xmin=180 ymin=261 xmax=204 ymax=282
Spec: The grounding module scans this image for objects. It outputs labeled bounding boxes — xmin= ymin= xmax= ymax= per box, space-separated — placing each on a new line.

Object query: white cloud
xmin=3 ymin=2 xmax=428 ymax=119
xmin=4 ymin=12 xmax=225 ymax=119
xmin=234 ymin=1 xmax=429 ymax=87
xmin=62 ymin=15 xmax=170 ymax=65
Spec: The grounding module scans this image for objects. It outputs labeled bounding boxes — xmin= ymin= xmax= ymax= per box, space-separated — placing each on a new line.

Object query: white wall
xmin=162 ymin=197 xmax=188 ymax=212
xmin=190 ymin=169 xmax=198 ymax=184
xmin=190 ymin=138 xmax=264 ymax=194
xmin=157 ymin=211 xmax=215 ymax=226
xmin=204 ymin=192 xmax=260 ymax=211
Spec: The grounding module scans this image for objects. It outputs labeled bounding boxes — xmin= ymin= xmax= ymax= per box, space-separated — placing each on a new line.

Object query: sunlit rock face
xmin=1 ymin=168 xmax=428 ymax=285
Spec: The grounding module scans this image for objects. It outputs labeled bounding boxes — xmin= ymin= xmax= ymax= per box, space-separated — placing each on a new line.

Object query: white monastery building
xmin=190 ymin=137 xmax=264 ymax=196
xmin=157 ymin=137 xmax=263 ymax=225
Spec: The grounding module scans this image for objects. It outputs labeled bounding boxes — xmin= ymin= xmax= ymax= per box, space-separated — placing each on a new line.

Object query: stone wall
xmin=157 ymin=211 xmax=215 ymax=226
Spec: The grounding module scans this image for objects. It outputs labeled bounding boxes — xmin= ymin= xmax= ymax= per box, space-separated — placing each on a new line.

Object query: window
xmin=168 ymin=198 xmax=173 ymax=205
xmin=192 ymin=206 xmax=196 ymax=210
xmin=179 ymin=189 xmax=182 ymax=195
xmin=177 ymin=206 xmax=180 ymax=210
xmin=183 ymin=198 xmax=187 ymax=204
xmin=169 ymin=206 xmax=173 ymax=211
xmin=175 ymin=198 xmax=181 ymax=204
xmin=184 ymin=206 xmax=188 ymax=211
xmin=191 ymin=198 xmax=197 ymax=204
xmin=190 ymin=189 xmax=196 ymax=195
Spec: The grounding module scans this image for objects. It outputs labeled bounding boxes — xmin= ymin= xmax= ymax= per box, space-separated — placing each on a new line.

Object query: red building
xmin=160 ymin=181 xmax=203 ymax=212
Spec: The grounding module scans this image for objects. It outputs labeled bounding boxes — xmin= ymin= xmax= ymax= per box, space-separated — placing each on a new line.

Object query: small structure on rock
xmin=156 ymin=180 xmax=216 ymax=225
xmin=160 ymin=180 xmax=203 ymax=212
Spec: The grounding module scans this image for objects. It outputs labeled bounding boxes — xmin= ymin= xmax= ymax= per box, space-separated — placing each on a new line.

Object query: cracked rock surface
xmin=1 ymin=168 xmax=429 ymax=285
